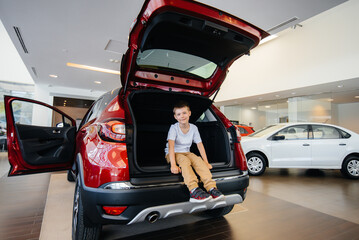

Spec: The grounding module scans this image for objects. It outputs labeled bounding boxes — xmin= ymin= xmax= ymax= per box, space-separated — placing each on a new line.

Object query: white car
xmin=241 ymin=123 xmax=359 ymax=179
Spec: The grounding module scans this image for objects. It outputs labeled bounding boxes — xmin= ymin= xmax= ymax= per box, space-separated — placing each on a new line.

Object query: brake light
xmin=102 ymin=206 xmax=127 ymax=216
xmin=98 ymin=120 xmax=126 ymax=142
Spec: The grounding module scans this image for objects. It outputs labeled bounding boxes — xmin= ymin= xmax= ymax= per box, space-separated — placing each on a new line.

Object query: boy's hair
xmin=173 ymin=101 xmax=190 ymax=113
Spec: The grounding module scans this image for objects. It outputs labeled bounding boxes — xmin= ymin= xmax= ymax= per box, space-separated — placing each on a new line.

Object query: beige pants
xmin=166 ymin=152 xmax=216 ymax=192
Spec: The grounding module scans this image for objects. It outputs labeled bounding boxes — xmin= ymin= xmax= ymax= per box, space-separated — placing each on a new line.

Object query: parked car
xmin=241 ymin=123 xmax=359 ymax=179
xmin=4 ymin=0 xmax=268 ymax=239
xmin=236 ymin=124 xmax=255 ymax=136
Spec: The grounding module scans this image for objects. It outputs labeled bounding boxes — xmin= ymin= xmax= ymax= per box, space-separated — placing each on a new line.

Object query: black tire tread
xmin=341 ymin=156 xmax=359 ymax=179
xmin=247 ymin=152 xmax=266 ymax=176
xmin=73 ymin=179 xmax=101 ymax=240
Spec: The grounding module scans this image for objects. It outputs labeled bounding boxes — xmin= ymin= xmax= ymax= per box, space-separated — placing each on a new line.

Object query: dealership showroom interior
xmin=1 ymin=0 xmax=359 ymax=239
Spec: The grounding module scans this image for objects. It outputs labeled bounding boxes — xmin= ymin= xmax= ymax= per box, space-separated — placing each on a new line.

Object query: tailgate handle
xmin=303 ymin=143 xmax=310 ymax=146
xmin=339 ymin=143 xmax=346 ymax=146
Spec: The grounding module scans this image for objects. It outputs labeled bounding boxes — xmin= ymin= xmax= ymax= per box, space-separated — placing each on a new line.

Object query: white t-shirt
xmin=165 ymin=123 xmax=202 ymax=155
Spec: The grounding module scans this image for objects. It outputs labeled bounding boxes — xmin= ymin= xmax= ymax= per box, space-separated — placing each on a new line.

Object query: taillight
xmin=98 ymin=120 xmax=126 ymax=142
xmin=102 ymin=206 xmax=127 ymax=216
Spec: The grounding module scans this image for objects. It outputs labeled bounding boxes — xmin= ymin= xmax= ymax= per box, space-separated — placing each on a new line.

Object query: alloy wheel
xmin=248 ymin=156 xmax=263 ymax=174
xmin=347 ymin=159 xmax=359 ymax=177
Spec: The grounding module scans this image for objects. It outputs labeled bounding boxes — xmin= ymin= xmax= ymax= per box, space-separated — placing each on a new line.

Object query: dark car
xmin=4 ymin=0 xmax=268 ymax=239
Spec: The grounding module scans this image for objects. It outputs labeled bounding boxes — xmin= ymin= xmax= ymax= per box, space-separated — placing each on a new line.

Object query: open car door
xmin=4 ymin=96 xmax=76 ymax=176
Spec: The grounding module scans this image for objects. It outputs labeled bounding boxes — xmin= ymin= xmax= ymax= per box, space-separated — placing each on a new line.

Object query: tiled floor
xmin=0 ymin=173 xmax=49 ymax=240
xmin=1 ymin=152 xmax=359 ymax=240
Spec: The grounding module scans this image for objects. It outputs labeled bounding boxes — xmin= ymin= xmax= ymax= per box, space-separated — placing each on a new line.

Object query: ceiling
xmin=0 ymin=0 xmax=349 ymax=95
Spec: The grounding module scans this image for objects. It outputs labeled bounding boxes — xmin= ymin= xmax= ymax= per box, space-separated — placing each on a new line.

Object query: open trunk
xmin=127 ymin=89 xmax=234 ymax=176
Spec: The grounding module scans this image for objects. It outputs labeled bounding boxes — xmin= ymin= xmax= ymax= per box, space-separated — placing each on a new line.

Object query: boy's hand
xmin=171 ymin=165 xmax=181 ymax=174
xmin=206 ymin=163 xmax=213 ymax=169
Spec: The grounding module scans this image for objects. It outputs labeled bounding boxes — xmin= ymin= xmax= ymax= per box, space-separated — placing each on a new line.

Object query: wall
xmin=32 ymin=84 xmax=104 ymax=127
xmin=338 ymin=102 xmax=359 ymax=134
xmin=215 ymin=0 xmax=359 ymax=102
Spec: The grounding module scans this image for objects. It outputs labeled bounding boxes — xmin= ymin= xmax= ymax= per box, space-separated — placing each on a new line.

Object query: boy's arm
xmin=168 ymin=140 xmax=181 ymax=174
xmin=197 ymin=142 xmax=212 ymax=169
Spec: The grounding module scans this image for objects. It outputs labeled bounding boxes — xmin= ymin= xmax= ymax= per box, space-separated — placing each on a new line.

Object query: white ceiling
xmin=0 ymin=0 xmax=349 ymax=94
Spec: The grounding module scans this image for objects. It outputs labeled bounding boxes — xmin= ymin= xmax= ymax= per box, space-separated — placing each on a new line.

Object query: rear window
xmin=136 ymin=49 xmax=217 ymax=79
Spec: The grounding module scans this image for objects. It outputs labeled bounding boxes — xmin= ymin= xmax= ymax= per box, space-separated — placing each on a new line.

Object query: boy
xmin=165 ymin=101 xmax=224 ymax=203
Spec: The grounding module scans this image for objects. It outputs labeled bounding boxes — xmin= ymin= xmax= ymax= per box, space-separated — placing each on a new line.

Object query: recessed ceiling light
xmin=355 ymin=96 xmax=359 ymax=99
xmin=327 ymin=98 xmax=334 ymax=102
xmin=49 ymin=74 xmax=58 ymax=78
xmin=67 ymin=62 xmax=121 ymax=75
xmin=265 ymin=105 xmax=271 ymax=108
xmin=251 ymin=107 xmax=257 ymax=110
xmin=275 ymin=95 xmax=280 ymax=98
xmin=258 ymin=97 xmax=263 ymax=100
xmin=291 ymin=92 xmax=296 ymax=95
xmin=337 ymin=85 xmax=343 ymax=88
xmin=94 ymin=81 xmax=102 ymax=84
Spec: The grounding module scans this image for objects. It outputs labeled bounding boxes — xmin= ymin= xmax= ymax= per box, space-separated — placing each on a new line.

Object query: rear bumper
xmin=80 ymin=173 xmax=249 ymax=225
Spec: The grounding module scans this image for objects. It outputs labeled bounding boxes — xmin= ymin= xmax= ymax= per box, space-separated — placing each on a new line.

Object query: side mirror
xmin=272 ymin=135 xmax=285 ymax=140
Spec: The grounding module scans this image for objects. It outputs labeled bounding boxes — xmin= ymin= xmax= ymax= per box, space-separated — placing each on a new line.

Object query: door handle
xmin=339 ymin=143 xmax=346 ymax=146
xmin=303 ymin=143 xmax=310 ymax=146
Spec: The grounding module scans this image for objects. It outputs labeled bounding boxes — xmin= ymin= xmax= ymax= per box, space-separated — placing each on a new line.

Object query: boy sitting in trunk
xmin=165 ymin=101 xmax=224 ymax=203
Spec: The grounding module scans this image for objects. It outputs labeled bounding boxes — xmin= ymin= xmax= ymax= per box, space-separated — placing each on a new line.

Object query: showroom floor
xmin=1 ymin=153 xmax=359 ymax=240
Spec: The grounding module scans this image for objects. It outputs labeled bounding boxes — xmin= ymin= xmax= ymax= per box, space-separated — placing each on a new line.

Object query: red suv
xmin=4 ymin=0 xmax=268 ymax=239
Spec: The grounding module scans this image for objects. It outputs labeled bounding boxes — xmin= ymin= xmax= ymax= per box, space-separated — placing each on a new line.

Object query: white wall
xmin=216 ymin=0 xmax=359 ymax=102
xmin=338 ymin=102 xmax=359 ymax=134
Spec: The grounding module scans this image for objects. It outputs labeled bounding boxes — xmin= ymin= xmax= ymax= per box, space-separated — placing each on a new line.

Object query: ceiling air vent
xmin=13 ymin=26 xmax=29 ymax=53
xmin=31 ymin=67 xmax=38 ymax=77
xmin=266 ymin=17 xmax=299 ymax=33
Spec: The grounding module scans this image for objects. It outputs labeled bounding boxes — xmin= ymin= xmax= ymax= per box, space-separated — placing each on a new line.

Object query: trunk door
xmin=121 ymin=0 xmax=269 ymax=97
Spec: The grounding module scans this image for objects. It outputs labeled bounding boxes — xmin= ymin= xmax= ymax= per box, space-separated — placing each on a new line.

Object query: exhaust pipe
xmin=146 ymin=212 xmax=160 ymax=223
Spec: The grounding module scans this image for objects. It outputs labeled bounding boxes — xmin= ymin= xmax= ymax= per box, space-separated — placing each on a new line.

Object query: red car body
xmin=5 ymin=0 xmax=268 ymax=239
xmin=236 ymin=124 xmax=255 ymax=136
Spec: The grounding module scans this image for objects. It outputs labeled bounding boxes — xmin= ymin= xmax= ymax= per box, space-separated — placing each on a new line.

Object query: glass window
xmin=84 ymin=98 xmax=103 ymax=124
xmin=273 ymin=125 xmax=309 ymax=140
xmin=196 ymin=109 xmax=217 ymax=123
xmin=11 ymin=100 xmax=72 ymax=127
xmin=312 ymin=125 xmax=341 ymax=139
xmin=136 ymin=49 xmax=217 ymax=79
xmin=339 ymin=129 xmax=351 ymax=139
xmin=238 ymin=127 xmax=248 ymax=134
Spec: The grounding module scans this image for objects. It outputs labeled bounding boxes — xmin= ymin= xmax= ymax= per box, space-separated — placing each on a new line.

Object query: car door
xmin=310 ymin=124 xmax=348 ymax=168
xmin=270 ymin=124 xmax=311 ymax=167
xmin=4 ymin=96 xmax=76 ymax=176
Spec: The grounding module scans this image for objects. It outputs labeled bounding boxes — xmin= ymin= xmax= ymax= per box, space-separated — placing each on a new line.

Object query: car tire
xmin=341 ymin=156 xmax=359 ymax=179
xmin=247 ymin=152 xmax=266 ymax=176
xmin=67 ymin=170 xmax=75 ymax=182
xmin=201 ymin=205 xmax=234 ymax=218
xmin=72 ymin=178 xmax=102 ymax=240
